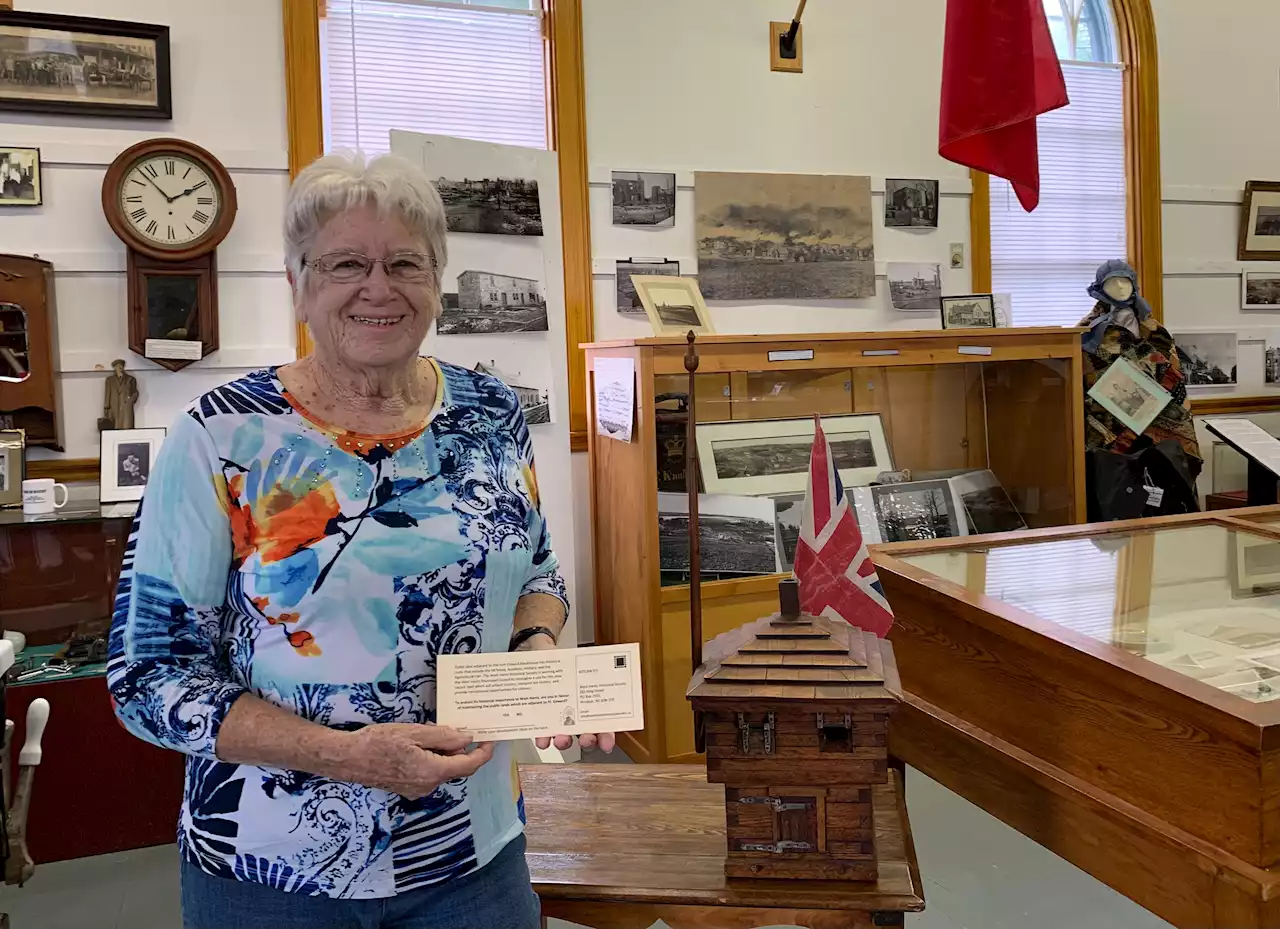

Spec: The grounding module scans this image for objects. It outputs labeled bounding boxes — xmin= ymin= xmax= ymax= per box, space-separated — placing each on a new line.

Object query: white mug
xmin=22 ymin=478 xmax=68 ymax=516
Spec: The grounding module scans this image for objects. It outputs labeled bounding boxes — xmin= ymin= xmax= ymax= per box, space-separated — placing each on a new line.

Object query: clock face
xmin=117 ymin=153 xmax=223 ymax=250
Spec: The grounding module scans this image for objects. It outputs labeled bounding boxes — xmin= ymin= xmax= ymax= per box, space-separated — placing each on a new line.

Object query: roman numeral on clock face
xmin=164 ymin=160 xmax=175 ymax=175
xmin=130 ymin=208 xmax=147 ymax=222
xmin=193 ymin=210 xmax=210 ymax=225
xmin=146 ymin=219 xmax=158 ymax=236
xmin=143 ymin=164 xmax=158 ymax=179
xmin=196 ymin=197 xmax=213 ymax=206
xmin=125 ymin=196 xmax=142 ymax=203
xmin=167 ymin=225 xmax=175 ymax=240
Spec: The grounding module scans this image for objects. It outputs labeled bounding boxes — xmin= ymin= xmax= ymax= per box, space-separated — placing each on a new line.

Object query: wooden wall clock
xmin=101 ymin=138 xmax=237 ymax=372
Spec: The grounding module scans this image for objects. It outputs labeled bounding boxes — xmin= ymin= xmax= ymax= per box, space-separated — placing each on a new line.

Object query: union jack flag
xmin=792 ymin=415 xmax=895 ymax=636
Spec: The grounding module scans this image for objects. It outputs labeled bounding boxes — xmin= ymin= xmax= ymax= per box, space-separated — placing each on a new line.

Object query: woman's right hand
xmin=331 ymin=723 xmax=494 ymax=798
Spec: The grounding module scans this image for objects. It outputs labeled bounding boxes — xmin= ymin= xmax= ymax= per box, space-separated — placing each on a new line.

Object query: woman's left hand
xmin=520 ymin=633 xmax=616 ymax=754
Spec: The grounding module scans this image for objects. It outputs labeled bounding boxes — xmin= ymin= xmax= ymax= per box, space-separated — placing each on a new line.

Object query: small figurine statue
xmin=102 ymin=358 xmax=138 ymax=431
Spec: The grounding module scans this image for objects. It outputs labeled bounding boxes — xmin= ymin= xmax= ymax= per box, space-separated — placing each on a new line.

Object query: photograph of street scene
xmin=438 ymin=270 xmax=548 ymax=334
xmin=436 ymin=175 xmax=543 ymax=236
xmin=612 ymin=171 xmax=675 ymax=226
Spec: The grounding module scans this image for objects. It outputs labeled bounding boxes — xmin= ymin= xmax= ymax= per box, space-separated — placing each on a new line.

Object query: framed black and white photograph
xmin=696 ymin=413 xmax=892 ymax=496
xmin=1173 ymin=331 xmax=1238 ymax=387
xmin=1267 ymin=345 xmax=1280 ymax=385
xmin=632 ymin=275 xmax=714 ymax=336
xmin=472 ymin=361 xmax=552 ymax=426
xmin=1243 ymin=272 xmax=1280 ymax=310
xmin=886 ymin=262 xmax=942 ymax=311
xmin=0 ymin=146 xmax=39 ymax=205
xmin=612 ymin=171 xmax=676 ymax=226
xmin=870 ymin=479 xmax=966 ymax=544
xmin=1239 ymin=182 xmax=1280 ymax=261
xmin=438 ymin=270 xmax=548 ymax=334
xmin=0 ymin=427 xmax=23 ymax=507
xmin=946 ymin=469 xmax=1027 ymax=536
xmin=772 ymin=492 xmax=805 ymax=572
xmin=0 ymin=11 xmax=171 ymax=119
xmin=616 ymin=259 xmax=679 ymax=315
xmin=940 ymin=293 xmax=996 ymax=329
xmin=657 ymin=492 xmax=780 ymax=579
xmin=435 ymin=174 xmax=542 ymax=236
xmin=100 ymin=427 xmax=165 ymax=503
xmin=884 ymin=178 xmax=939 ymax=228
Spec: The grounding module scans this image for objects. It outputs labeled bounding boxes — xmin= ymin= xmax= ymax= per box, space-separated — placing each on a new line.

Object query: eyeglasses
xmin=305 ymin=251 xmax=438 ymax=283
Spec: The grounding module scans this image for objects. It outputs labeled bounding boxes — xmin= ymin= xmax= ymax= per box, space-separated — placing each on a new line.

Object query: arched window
xmin=984 ymin=0 xmax=1158 ymax=329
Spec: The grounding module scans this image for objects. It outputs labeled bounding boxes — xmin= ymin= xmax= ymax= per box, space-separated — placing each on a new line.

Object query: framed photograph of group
xmin=99 ymin=427 xmax=165 ymax=503
xmin=0 ymin=11 xmax=172 ymax=119
xmin=695 ymin=413 xmax=891 ymax=497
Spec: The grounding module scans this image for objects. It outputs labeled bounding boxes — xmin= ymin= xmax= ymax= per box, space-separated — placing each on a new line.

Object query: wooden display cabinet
xmin=872 ymin=506 xmax=1280 ymax=929
xmin=0 ymin=254 xmax=63 ymax=450
xmin=583 ymin=328 xmax=1087 ymax=763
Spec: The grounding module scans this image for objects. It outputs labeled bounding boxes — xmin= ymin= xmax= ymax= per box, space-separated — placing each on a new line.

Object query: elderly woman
xmin=107 ymin=152 xmax=611 ymax=929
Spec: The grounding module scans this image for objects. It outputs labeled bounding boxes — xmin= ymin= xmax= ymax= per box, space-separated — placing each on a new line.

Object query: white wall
xmin=2 ymin=0 xmax=294 ymax=459
xmin=582 ymin=0 xmax=970 ymax=345
xmin=1152 ymin=0 xmax=1280 ymax=497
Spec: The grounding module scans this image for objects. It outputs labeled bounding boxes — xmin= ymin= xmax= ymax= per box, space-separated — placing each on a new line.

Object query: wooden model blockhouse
xmin=687 ymin=580 xmax=901 ymax=881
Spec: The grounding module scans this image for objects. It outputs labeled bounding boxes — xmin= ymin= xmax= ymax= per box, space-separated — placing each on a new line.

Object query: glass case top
xmin=898 ymin=523 xmax=1280 ymax=704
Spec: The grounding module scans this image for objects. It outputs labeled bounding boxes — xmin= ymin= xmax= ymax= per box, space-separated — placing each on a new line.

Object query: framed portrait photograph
xmin=940 ymin=293 xmax=996 ymax=329
xmin=1243 ymin=271 xmax=1280 ymax=310
xmin=0 ymin=146 xmax=39 ymax=205
xmin=1087 ymin=356 xmax=1173 ymax=436
xmin=0 ymin=11 xmax=172 ymax=119
xmin=632 ymin=275 xmax=715 ymax=337
xmin=100 ymin=427 xmax=165 ymax=503
xmin=0 ymin=427 xmax=24 ymax=507
xmin=696 ymin=413 xmax=892 ymax=497
xmin=870 ymin=479 xmax=968 ymax=544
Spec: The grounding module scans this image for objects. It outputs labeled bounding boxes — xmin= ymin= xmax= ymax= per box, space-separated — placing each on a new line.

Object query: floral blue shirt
xmin=107 ymin=360 xmax=567 ymax=899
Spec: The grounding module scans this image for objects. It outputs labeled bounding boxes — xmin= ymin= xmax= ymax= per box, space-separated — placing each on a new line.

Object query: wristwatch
xmin=509 ymin=625 xmax=559 ymax=651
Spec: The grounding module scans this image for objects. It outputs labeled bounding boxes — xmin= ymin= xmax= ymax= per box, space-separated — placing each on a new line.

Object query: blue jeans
xmin=181 ymin=834 xmax=541 ymax=929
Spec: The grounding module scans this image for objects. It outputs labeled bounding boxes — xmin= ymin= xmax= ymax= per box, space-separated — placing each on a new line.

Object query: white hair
xmin=284 ymin=151 xmax=448 ymax=288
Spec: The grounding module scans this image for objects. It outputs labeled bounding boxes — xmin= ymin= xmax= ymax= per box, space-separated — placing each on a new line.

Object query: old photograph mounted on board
xmin=884 ymin=178 xmax=939 ymax=228
xmin=1240 ymin=182 xmax=1280 ymax=261
xmin=657 ymin=492 xmax=780 ymax=578
xmin=0 ymin=11 xmax=171 ymax=119
xmin=1243 ymin=271 xmax=1280 ymax=310
xmin=631 ymin=275 xmax=714 ymax=336
xmin=772 ymin=492 xmax=805 ymax=572
xmin=1174 ymin=332 xmax=1238 ymax=387
xmin=99 ymin=427 xmax=165 ymax=504
xmin=473 ymin=362 xmax=551 ymax=425
xmin=1087 ymin=356 xmax=1172 ymax=436
xmin=696 ymin=414 xmax=891 ymax=496
xmin=612 ymin=171 xmax=676 ymax=226
xmin=694 ymin=171 xmax=875 ymax=300
xmin=438 ymin=271 xmax=548 ymax=335
xmin=870 ymin=479 xmax=965 ymax=544
xmin=435 ymin=175 xmax=542 ymax=236
xmin=0 ymin=146 xmax=39 ymax=205
xmin=887 ymin=262 xmax=942 ymax=311
xmin=616 ymin=259 xmax=679 ymax=315
xmin=946 ymin=470 xmax=1026 ymax=535
xmin=940 ymin=294 xmax=996 ymax=329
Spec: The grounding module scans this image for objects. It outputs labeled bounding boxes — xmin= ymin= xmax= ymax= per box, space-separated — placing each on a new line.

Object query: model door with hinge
xmin=728 ymin=792 xmax=819 ymax=854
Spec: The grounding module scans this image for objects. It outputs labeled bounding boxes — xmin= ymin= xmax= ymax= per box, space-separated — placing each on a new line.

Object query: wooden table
xmin=522 ymin=764 xmax=924 ymax=929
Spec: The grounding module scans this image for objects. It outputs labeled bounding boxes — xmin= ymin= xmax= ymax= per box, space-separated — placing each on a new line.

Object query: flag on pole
xmin=938 ymin=0 xmax=1069 ymax=212
xmin=792 ymin=416 xmax=895 ymax=637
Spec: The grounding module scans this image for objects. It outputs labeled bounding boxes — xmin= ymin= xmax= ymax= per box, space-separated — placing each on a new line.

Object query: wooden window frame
xmin=281 ymin=0 xmax=594 ymax=451
xmin=969 ymin=0 xmax=1162 ymax=321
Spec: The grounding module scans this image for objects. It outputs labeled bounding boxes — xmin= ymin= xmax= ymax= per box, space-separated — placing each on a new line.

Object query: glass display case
xmin=584 ymin=328 xmax=1087 ymax=763
xmin=872 ymin=507 xmax=1280 ymax=929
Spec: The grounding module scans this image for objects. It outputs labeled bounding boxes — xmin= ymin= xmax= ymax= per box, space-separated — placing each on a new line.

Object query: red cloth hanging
xmin=938 ymin=0 xmax=1069 ymax=212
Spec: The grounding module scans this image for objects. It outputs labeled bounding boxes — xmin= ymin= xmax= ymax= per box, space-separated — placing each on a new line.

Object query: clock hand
xmin=140 ymin=173 xmax=176 ymax=203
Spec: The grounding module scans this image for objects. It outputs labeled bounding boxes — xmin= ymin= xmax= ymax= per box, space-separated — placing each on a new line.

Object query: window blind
xmin=322 ymin=0 xmax=547 ymax=155
xmin=990 ymin=62 xmax=1127 ymax=328
xmin=985 ymin=538 xmax=1118 ymax=638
